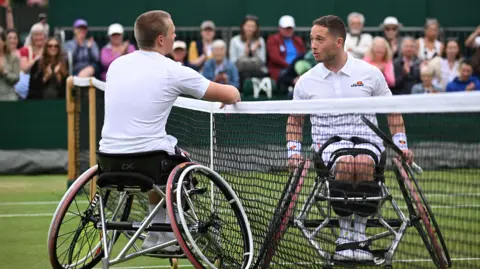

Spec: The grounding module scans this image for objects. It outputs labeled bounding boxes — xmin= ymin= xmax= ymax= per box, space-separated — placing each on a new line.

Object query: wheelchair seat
xmin=96 ymin=150 xmax=189 ymax=192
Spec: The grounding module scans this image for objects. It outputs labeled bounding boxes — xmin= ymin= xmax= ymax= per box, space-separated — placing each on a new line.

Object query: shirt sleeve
xmin=372 ymin=66 xmax=393 ymax=97
xmin=292 ymin=76 xmax=306 ymax=100
xmin=171 ymin=62 xmax=210 ymax=99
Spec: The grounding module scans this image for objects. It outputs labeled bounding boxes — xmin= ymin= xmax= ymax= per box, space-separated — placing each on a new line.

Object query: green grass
xmin=0 ymin=170 xmax=479 ymax=268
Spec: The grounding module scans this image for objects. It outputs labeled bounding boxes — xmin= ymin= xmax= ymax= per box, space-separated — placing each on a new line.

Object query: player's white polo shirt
xmin=293 ymin=52 xmax=392 ymax=163
xmin=99 ymin=50 xmax=210 ymax=155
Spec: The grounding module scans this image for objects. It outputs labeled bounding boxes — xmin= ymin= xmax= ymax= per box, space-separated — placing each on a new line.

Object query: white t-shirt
xmin=293 ymin=53 xmax=392 ymax=152
xmin=99 ymin=50 xmax=210 ymax=155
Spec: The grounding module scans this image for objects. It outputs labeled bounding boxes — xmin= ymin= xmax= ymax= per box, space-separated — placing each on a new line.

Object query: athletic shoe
xmin=333 ymin=236 xmax=354 ymax=261
xmin=352 ymin=235 xmax=374 ymax=261
xmin=157 ymin=232 xmax=181 ymax=252
xmin=142 ymin=232 xmax=160 ymax=250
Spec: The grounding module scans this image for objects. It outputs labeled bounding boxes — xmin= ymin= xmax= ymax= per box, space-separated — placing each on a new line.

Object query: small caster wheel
xmin=169 ymin=258 xmax=178 ymax=269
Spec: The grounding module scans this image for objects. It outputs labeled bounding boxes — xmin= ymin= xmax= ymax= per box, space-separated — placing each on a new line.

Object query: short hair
xmin=401 ymin=36 xmax=415 ymax=46
xmin=461 ymin=59 xmax=473 ymax=68
xmin=134 ymin=10 xmax=171 ymax=50
xmin=425 ymin=18 xmax=439 ymax=29
xmin=420 ymin=66 xmax=434 ymax=76
xmin=212 ymin=39 xmax=226 ymax=49
xmin=312 ymin=15 xmax=347 ymax=45
xmin=347 ymin=12 xmax=365 ymax=25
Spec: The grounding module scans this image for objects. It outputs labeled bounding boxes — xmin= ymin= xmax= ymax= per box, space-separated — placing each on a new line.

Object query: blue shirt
xmin=202 ymin=58 xmax=239 ymax=89
xmin=284 ymin=39 xmax=297 ymax=65
xmin=446 ymin=76 xmax=480 ymax=92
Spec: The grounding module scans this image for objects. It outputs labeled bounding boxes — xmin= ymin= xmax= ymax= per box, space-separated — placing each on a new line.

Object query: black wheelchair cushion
xmin=97 ymin=172 xmax=154 ymax=192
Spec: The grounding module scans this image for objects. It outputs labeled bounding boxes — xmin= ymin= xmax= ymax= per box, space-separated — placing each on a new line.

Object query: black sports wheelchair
xmin=47 ymin=147 xmax=254 ymax=269
xmin=254 ymin=116 xmax=451 ymax=269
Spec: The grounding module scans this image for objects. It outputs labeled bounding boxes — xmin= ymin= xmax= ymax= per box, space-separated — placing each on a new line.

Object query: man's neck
xmin=323 ymin=51 xmax=348 ymax=73
xmin=215 ymin=58 xmax=223 ymax=65
xmin=140 ymin=47 xmax=166 ymax=56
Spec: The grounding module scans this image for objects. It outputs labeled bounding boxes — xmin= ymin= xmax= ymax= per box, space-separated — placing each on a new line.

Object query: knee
xmin=354 ymin=155 xmax=375 ymax=181
xmin=335 ymin=156 xmax=355 ymax=181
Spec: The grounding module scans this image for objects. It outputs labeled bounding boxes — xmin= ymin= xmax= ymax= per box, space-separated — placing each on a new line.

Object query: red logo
xmin=357 ymin=81 xmax=364 ymax=86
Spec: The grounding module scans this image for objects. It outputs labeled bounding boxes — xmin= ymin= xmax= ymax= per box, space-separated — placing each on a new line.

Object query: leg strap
xmin=336 ymin=239 xmax=372 ymax=252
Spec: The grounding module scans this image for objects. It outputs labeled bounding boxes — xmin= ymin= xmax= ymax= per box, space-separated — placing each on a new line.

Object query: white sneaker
xmin=352 ymin=235 xmax=374 ymax=261
xmin=142 ymin=232 xmax=160 ymax=250
xmin=333 ymin=235 xmax=354 ymax=261
xmin=157 ymin=232 xmax=181 ymax=252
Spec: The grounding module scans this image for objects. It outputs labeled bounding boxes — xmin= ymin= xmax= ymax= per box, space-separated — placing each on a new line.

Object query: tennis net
xmin=72 ymin=77 xmax=480 ymax=268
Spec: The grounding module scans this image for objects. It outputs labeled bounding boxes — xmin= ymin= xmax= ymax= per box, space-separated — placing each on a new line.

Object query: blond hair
xmin=134 ymin=10 xmax=171 ymax=50
xmin=366 ymin=36 xmax=393 ymax=62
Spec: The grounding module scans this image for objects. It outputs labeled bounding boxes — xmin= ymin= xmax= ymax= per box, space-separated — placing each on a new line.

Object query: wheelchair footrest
xmin=299 ymin=219 xmax=403 ymax=228
xmin=100 ymin=221 xmax=183 ymax=232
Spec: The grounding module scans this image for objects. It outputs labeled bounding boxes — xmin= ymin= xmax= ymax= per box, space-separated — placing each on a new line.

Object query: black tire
xmin=167 ymin=162 xmax=253 ymax=269
xmin=253 ymin=160 xmax=308 ymax=269
xmin=393 ymin=158 xmax=451 ymax=269
xmin=48 ymin=166 xmax=133 ymax=269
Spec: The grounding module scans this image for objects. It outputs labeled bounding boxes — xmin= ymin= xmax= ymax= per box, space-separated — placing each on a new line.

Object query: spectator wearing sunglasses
xmin=380 ymin=17 xmax=402 ymax=59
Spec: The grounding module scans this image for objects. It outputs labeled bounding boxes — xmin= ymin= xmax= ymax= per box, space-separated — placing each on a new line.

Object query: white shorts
xmin=313 ymin=141 xmax=382 ymax=172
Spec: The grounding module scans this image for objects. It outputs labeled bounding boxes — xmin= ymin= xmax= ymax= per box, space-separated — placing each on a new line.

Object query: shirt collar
xmin=316 ymin=52 xmax=353 ymax=79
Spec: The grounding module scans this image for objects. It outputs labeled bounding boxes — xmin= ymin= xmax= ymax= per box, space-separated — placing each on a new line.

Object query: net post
xmin=88 ymin=78 xmax=97 ymax=200
xmin=66 ymin=76 xmax=76 ymax=189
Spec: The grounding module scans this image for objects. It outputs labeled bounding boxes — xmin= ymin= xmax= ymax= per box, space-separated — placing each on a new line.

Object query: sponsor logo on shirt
xmin=351 ymin=81 xmax=364 ymax=87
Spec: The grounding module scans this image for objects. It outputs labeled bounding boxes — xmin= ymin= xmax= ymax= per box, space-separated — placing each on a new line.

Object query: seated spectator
xmin=266 ymin=15 xmax=306 ymax=81
xmin=169 ymin=40 xmax=195 ymax=69
xmin=64 ymin=19 xmax=100 ymax=77
xmin=411 ymin=67 xmax=442 ymax=94
xmin=446 ymin=60 xmax=480 ymax=92
xmin=440 ymin=39 xmax=462 ymax=89
xmin=417 ymin=18 xmax=443 ymax=61
xmin=380 ymin=16 xmax=403 ymax=59
xmin=464 ymin=25 xmax=480 ymax=50
xmin=392 ymin=37 xmax=422 ymax=95
xmin=278 ymin=50 xmax=316 ymax=98
xmin=19 ymin=23 xmax=45 ymax=73
xmin=6 ymin=29 xmax=20 ymax=58
xmin=100 ymin=23 xmax=136 ymax=81
xmin=344 ymin=12 xmax=372 ymax=59
xmin=27 ymin=37 xmax=68 ymax=99
xmin=188 ymin=20 xmax=215 ymax=70
xmin=229 ymin=15 xmax=268 ymax=89
xmin=363 ymin=37 xmax=395 ymax=88
xmin=202 ymin=39 xmax=239 ymax=88
xmin=0 ymin=31 xmax=20 ymax=101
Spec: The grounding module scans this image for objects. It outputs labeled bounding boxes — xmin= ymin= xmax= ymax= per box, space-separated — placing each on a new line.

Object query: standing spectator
xmin=380 ymin=16 xmax=403 ymax=59
xmin=19 ymin=23 xmax=45 ymax=73
xmin=344 ymin=12 xmax=372 ymax=59
xmin=27 ymin=37 xmax=68 ymax=99
xmin=169 ymin=40 xmax=196 ymax=69
xmin=229 ymin=15 xmax=267 ymax=88
xmin=392 ymin=37 xmax=422 ymax=95
xmin=266 ymin=15 xmax=306 ymax=81
xmin=446 ymin=60 xmax=480 ymax=92
xmin=188 ymin=20 xmax=215 ymax=70
xmin=0 ymin=32 xmax=20 ymax=101
xmin=363 ymin=37 xmax=395 ymax=88
xmin=202 ymin=39 xmax=239 ymax=88
xmin=440 ymin=39 xmax=462 ymax=89
xmin=6 ymin=29 xmax=20 ymax=58
xmin=411 ymin=67 xmax=442 ymax=94
xmin=100 ymin=23 xmax=136 ymax=81
xmin=24 ymin=13 xmax=49 ymax=46
xmin=64 ymin=19 xmax=100 ymax=77
xmin=417 ymin=18 xmax=444 ymax=61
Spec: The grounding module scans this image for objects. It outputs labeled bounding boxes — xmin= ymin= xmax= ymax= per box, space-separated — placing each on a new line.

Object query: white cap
xmin=173 ymin=40 xmax=187 ymax=50
xmin=382 ymin=16 xmax=399 ymax=26
xmin=108 ymin=23 xmax=124 ymax=36
xmin=279 ymin=15 xmax=295 ymax=28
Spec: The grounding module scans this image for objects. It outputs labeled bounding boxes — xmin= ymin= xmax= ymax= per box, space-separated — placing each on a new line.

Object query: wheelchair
xmin=47 ymin=148 xmax=254 ymax=269
xmin=254 ymin=132 xmax=451 ymax=268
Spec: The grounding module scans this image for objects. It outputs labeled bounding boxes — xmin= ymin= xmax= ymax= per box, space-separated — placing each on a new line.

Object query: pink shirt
xmin=100 ymin=43 xmax=136 ymax=81
xmin=363 ymin=55 xmax=395 ymax=88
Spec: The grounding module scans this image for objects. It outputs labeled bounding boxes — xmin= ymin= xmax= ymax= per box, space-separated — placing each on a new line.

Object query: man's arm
xmin=286 ymin=78 xmax=306 ymax=160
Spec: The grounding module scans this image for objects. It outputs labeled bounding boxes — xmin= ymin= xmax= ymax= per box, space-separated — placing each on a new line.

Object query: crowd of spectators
xmin=0 ymin=7 xmax=480 ymax=101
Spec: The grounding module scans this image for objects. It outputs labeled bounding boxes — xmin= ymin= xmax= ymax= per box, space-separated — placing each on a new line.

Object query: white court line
xmin=395 ymin=257 xmax=480 ymax=262
xmin=0 ymin=201 xmax=89 ymax=206
xmin=94 ymin=266 xmax=193 ymax=269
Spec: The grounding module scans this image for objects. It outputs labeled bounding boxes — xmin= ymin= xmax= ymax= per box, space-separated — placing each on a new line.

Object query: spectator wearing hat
xmin=188 ymin=20 xmax=216 ymax=70
xmin=381 ymin=16 xmax=403 ymax=59
xmin=344 ymin=12 xmax=373 ymax=59
xmin=63 ymin=19 xmax=100 ymax=77
xmin=100 ymin=23 xmax=136 ymax=81
xmin=266 ymin=15 xmax=306 ymax=81
xmin=202 ymin=39 xmax=239 ymax=88
xmin=169 ymin=40 xmax=196 ymax=70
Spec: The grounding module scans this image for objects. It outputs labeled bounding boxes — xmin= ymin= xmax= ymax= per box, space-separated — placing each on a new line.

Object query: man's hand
xmin=287 ymin=154 xmax=304 ymax=171
xmin=87 ymin=37 xmax=94 ymax=48
xmin=466 ymin=82 xmax=476 ymax=91
xmin=401 ymin=149 xmax=414 ymax=165
xmin=219 ymin=96 xmax=241 ymax=109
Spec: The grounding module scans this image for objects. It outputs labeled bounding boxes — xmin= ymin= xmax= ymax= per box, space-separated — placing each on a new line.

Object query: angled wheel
xmin=166 ymin=162 xmax=254 ymax=268
xmin=393 ymin=158 xmax=451 ymax=269
xmin=253 ymin=159 xmax=310 ymax=269
xmin=47 ymin=166 xmax=133 ymax=269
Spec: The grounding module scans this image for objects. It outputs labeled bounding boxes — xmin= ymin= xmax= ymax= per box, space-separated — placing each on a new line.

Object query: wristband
xmin=392 ymin=133 xmax=408 ymax=150
xmin=287 ymin=140 xmax=301 ymax=158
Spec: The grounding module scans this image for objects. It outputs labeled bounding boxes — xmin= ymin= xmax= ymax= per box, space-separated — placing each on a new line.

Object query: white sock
xmin=338 ymin=215 xmax=352 ymax=242
xmin=353 ymin=214 xmax=368 ymax=241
